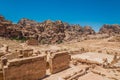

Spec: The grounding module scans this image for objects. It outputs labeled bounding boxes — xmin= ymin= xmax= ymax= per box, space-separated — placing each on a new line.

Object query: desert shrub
xmin=40 ymin=39 xmax=47 ymax=44
xmin=81 ymin=47 xmax=85 ymax=52
xmin=10 ymin=36 xmax=27 ymax=42
xmin=57 ymin=40 xmax=63 ymax=44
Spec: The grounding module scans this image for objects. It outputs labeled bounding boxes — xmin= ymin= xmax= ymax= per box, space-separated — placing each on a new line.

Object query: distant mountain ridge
xmin=0 ymin=16 xmax=120 ymax=44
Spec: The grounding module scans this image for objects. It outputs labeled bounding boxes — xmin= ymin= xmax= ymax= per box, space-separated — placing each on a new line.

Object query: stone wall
xmin=3 ymin=55 xmax=46 ymax=80
xmin=26 ymin=39 xmax=39 ymax=45
xmin=49 ymin=51 xmax=71 ymax=74
xmin=20 ymin=49 xmax=33 ymax=57
xmin=0 ymin=71 xmax=3 ymax=80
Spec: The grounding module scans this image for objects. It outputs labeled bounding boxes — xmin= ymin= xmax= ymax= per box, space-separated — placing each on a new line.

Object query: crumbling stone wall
xmin=0 ymin=71 xmax=3 ymax=80
xmin=2 ymin=55 xmax=46 ymax=80
xmin=20 ymin=49 xmax=33 ymax=57
xmin=49 ymin=51 xmax=71 ymax=74
xmin=26 ymin=39 xmax=39 ymax=45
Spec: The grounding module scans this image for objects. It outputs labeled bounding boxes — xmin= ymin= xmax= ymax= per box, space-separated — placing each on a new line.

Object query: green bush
xmin=57 ymin=40 xmax=63 ymax=44
xmin=10 ymin=36 xmax=27 ymax=42
xmin=40 ymin=39 xmax=46 ymax=44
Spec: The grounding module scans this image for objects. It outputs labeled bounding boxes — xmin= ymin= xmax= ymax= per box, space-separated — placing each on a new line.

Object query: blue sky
xmin=0 ymin=0 xmax=120 ymax=31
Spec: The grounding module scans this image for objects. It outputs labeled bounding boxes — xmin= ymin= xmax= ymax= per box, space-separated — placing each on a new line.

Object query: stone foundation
xmin=72 ymin=52 xmax=114 ymax=67
xmin=49 ymin=51 xmax=71 ymax=74
xmin=2 ymin=55 xmax=46 ymax=80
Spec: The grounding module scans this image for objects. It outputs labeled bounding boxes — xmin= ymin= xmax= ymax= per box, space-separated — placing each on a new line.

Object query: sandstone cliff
xmin=0 ymin=16 xmax=97 ymax=44
xmin=99 ymin=24 xmax=120 ymax=35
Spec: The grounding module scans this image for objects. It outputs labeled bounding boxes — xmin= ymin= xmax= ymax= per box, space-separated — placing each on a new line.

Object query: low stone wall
xmin=3 ymin=55 xmax=46 ymax=80
xmin=21 ymin=49 xmax=33 ymax=57
xmin=5 ymin=49 xmax=34 ymax=60
xmin=49 ymin=51 xmax=71 ymax=74
xmin=26 ymin=39 xmax=39 ymax=45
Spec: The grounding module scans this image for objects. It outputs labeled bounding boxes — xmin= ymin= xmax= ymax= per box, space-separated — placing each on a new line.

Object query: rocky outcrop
xmin=6 ymin=24 xmax=23 ymax=39
xmin=99 ymin=24 xmax=120 ymax=35
xmin=0 ymin=15 xmax=96 ymax=44
xmin=64 ymin=25 xmax=95 ymax=41
xmin=83 ymin=26 xmax=95 ymax=35
xmin=0 ymin=16 xmax=23 ymax=39
xmin=0 ymin=16 xmax=12 ymax=37
xmin=17 ymin=19 xmax=66 ymax=44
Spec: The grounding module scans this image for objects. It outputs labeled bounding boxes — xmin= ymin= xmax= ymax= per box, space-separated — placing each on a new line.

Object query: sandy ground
xmin=0 ymin=37 xmax=120 ymax=55
xmin=0 ymin=37 xmax=120 ymax=80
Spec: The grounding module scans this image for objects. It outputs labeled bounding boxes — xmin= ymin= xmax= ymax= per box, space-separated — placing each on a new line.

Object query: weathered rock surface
xmin=99 ymin=24 xmax=120 ymax=35
xmin=0 ymin=16 xmax=96 ymax=44
xmin=18 ymin=19 xmax=66 ymax=44
xmin=2 ymin=15 xmax=120 ymax=44
xmin=64 ymin=25 xmax=95 ymax=41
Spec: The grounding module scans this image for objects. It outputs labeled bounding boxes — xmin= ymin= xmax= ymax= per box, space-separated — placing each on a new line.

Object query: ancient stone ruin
xmin=0 ymin=45 xmax=71 ymax=80
xmin=72 ymin=52 xmax=115 ymax=67
xmin=26 ymin=39 xmax=39 ymax=46
xmin=49 ymin=51 xmax=71 ymax=74
xmin=2 ymin=55 xmax=46 ymax=80
xmin=0 ymin=15 xmax=120 ymax=80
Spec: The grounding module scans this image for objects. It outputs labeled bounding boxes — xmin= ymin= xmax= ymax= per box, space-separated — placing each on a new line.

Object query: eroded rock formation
xmin=99 ymin=24 xmax=120 ymax=35
xmin=0 ymin=15 xmax=97 ymax=44
xmin=1 ymin=15 xmax=120 ymax=44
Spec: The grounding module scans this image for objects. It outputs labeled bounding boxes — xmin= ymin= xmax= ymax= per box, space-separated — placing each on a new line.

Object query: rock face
xmin=0 ymin=15 xmax=96 ymax=44
xmin=99 ymin=24 xmax=120 ymax=35
xmin=0 ymin=16 xmax=23 ymax=39
xmin=83 ymin=26 xmax=95 ymax=35
xmin=0 ymin=16 xmax=12 ymax=37
xmin=18 ymin=19 xmax=66 ymax=44
xmin=64 ymin=25 xmax=95 ymax=41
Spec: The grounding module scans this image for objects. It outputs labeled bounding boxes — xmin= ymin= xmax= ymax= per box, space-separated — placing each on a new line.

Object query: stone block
xmin=3 ymin=55 xmax=46 ymax=80
xmin=49 ymin=51 xmax=71 ymax=74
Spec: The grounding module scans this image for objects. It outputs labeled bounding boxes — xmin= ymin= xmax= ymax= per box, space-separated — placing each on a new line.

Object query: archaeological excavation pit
xmin=0 ymin=47 xmax=72 ymax=80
